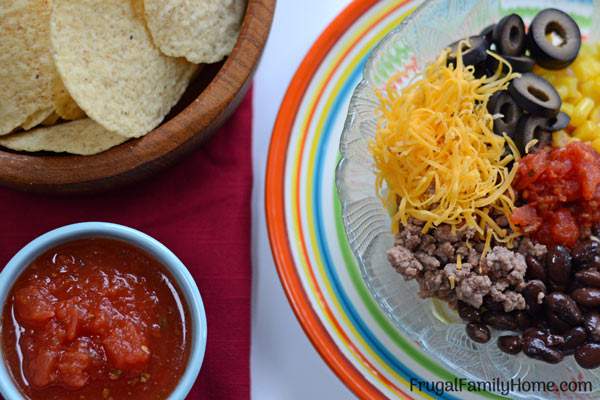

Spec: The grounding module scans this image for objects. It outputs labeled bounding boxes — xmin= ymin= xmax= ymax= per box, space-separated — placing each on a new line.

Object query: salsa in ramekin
xmin=1 ymin=237 xmax=192 ymax=400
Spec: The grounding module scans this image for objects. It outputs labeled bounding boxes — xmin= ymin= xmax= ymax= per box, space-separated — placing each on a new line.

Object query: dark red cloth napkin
xmin=0 ymin=91 xmax=253 ymax=399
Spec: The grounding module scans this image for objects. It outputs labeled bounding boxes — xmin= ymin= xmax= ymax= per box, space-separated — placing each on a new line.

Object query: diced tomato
xmin=514 ymin=148 xmax=550 ymax=189
xmin=55 ymin=300 xmax=79 ymax=341
xmin=548 ymin=208 xmax=579 ymax=247
xmin=512 ymin=142 xmax=600 ymax=247
xmin=103 ymin=320 xmax=150 ymax=372
xmin=15 ymin=286 xmax=55 ymax=327
xmin=58 ymin=348 xmax=92 ymax=389
xmin=511 ymin=204 xmax=541 ymax=232
xmin=27 ymin=349 xmax=58 ymax=388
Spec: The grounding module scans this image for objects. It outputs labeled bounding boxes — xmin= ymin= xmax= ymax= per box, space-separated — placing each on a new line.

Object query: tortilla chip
xmin=50 ymin=0 xmax=197 ymax=137
xmin=0 ymin=119 xmax=129 ymax=155
xmin=143 ymin=0 xmax=245 ymax=64
xmin=0 ymin=0 xmax=55 ymax=135
xmin=131 ymin=0 xmax=145 ymax=21
xmin=41 ymin=112 xmax=61 ymax=126
xmin=21 ymin=107 xmax=54 ymax=130
xmin=52 ymin=75 xmax=85 ymax=120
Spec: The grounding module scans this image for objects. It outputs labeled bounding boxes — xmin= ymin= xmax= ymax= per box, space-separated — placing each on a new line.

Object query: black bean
xmin=526 ymin=255 xmax=547 ymax=282
xmin=572 ymin=240 xmax=600 ymax=267
xmin=580 ymin=256 xmax=600 ymax=270
xmin=568 ymin=279 xmax=585 ymax=293
xmin=546 ymin=312 xmax=572 ymax=334
xmin=572 ymin=288 xmax=600 ymax=307
xmin=561 ymin=327 xmax=588 ymax=353
xmin=458 ymin=301 xmax=481 ymax=323
xmin=532 ymin=318 xmax=549 ymax=330
xmin=483 ymin=296 xmax=505 ymax=312
xmin=522 ymin=280 xmax=546 ymax=315
xmin=523 ymin=327 xmax=547 ymax=339
xmin=546 ymin=245 xmax=572 ymax=286
xmin=522 ymin=336 xmax=564 ymax=363
xmin=575 ymin=269 xmax=600 ymax=288
xmin=515 ymin=311 xmax=534 ymax=331
xmin=575 ymin=343 xmax=600 ymax=369
xmin=545 ymin=333 xmax=566 ymax=348
xmin=522 ymin=327 xmax=564 ymax=347
xmin=584 ymin=312 xmax=600 ymax=342
xmin=483 ymin=311 xmax=518 ymax=331
xmin=466 ymin=322 xmax=491 ymax=343
xmin=545 ymin=292 xmax=584 ymax=326
xmin=548 ymin=281 xmax=568 ymax=293
xmin=498 ymin=335 xmax=522 ymax=354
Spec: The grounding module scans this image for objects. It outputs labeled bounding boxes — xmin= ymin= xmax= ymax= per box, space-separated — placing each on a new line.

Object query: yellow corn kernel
xmin=556 ymin=76 xmax=581 ymax=101
xmin=552 ymin=130 xmax=570 ymax=148
xmin=532 ymin=65 xmax=546 ymax=75
xmin=588 ymin=61 xmax=600 ymax=79
xmin=588 ymin=76 xmax=600 ymax=104
xmin=572 ymin=57 xmax=600 ymax=82
xmin=580 ymin=44 xmax=596 ymax=57
xmin=592 ymin=137 xmax=600 ymax=153
xmin=539 ymin=73 xmax=558 ymax=85
xmin=573 ymin=121 xmax=598 ymax=141
xmin=533 ymin=65 xmax=559 ymax=79
xmin=591 ymin=105 xmax=600 ymax=123
xmin=556 ymin=85 xmax=569 ymax=99
xmin=571 ymin=97 xmax=596 ymax=127
xmin=562 ymin=102 xmax=575 ymax=117
xmin=580 ymin=80 xmax=600 ymax=104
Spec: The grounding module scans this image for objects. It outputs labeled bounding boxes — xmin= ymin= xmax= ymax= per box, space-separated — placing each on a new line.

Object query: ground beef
xmin=415 ymin=252 xmax=440 ymax=270
xmin=517 ymin=238 xmax=548 ymax=258
xmin=485 ymin=246 xmax=527 ymax=287
xmin=456 ymin=274 xmax=492 ymax=308
xmin=387 ymin=246 xmax=422 ymax=279
xmin=387 ymin=219 xmax=533 ymax=311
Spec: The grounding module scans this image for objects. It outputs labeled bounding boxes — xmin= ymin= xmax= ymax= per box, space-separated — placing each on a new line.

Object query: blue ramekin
xmin=0 ymin=222 xmax=207 ymax=400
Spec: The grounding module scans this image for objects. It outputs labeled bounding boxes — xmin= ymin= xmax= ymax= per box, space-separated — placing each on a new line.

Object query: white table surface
xmin=251 ymin=0 xmax=356 ymax=399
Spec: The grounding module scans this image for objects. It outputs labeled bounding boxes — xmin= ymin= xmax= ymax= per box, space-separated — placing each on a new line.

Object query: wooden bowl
xmin=0 ymin=0 xmax=275 ymax=194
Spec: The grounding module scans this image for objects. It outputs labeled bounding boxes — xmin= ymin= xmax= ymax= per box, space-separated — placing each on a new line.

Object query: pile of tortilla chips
xmin=0 ymin=0 xmax=245 ymax=155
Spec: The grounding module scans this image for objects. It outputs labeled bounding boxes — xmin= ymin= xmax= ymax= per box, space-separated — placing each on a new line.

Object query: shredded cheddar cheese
xmin=525 ymin=138 xmax=539 ymax=154
xmin=370 ymin=44 xmax=521 ymax=250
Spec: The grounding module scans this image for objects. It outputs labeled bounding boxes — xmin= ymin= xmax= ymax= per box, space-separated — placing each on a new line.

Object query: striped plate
xmin=266 ymin=0 xmax=593 ymax=399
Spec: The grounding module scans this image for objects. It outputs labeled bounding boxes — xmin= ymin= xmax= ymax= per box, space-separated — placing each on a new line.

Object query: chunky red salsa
xmin=511 ymin=141 xmax=600 ymax=247
xmin=1 ymin=238 xmax=191 ymax=400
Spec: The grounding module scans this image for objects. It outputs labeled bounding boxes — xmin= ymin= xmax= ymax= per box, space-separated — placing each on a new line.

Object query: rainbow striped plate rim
xmin=266 ymin=0 xmax=590 ymax=398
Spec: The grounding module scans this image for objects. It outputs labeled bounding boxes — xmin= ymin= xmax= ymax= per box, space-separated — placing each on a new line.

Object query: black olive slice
xmin=515 ymin=115 xmax=552 ymax=154
xmin=480 ymin=24 xmax=495 ymax=44
xmin=508 ymin=73 xmax=561 ymax=118
xmin=447 ymin=36 xmax=489 ymax=66
xmin=528 ymin=8 xmax=581 ymax=69
xmin=486 ymin=54 xmax=535 ymax=74
xmin=493 ymin=14 xmax=526 ymax=56
xmin=503 ymin=55 xmax=535 ymax=73
xmin=487 ymin=91 xmax=521 ymax=137
xmin=545 ymin=111 xmax=571 ymax=132
xmin=473 ymin=60 xmax=490 ymax=79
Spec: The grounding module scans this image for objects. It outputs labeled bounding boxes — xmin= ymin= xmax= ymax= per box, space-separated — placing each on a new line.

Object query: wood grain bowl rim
xmin=0 ymin=0 xmax=276 ymax=194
